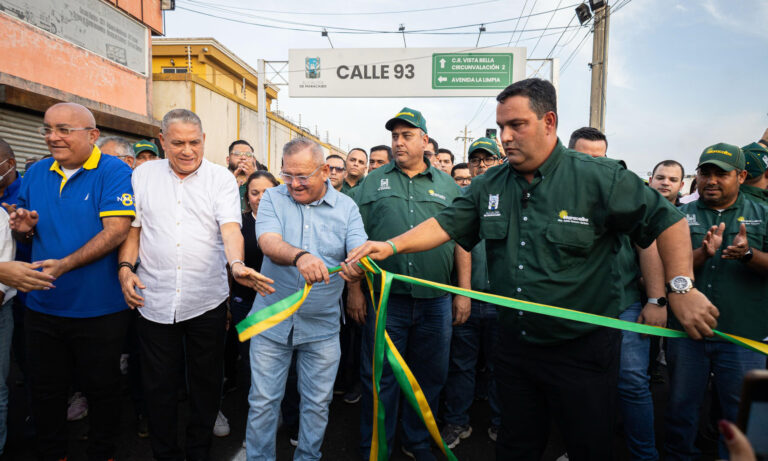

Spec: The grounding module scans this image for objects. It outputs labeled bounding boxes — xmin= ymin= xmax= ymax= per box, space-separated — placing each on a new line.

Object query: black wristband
xmin=118 ymin=261 xmax=135 ymax=272
xmin=292 ymin=250 xmax=310 ymax=266
xmin=760 ymin=139 xmax=768 ymax=147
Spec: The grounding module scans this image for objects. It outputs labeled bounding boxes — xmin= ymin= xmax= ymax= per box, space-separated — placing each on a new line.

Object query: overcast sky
xmin=164 ymin=0 xmax=768 ymax=176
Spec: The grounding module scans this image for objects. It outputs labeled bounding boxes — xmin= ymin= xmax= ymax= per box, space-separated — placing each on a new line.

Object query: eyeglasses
xmin=230 ymin=151 xmax=254 ymax=158
xmin=469 ymin=157 xmax=498 ymax=166
xmin=38 ymin=126 xmax=94 ymax=137
xmin=329 ymin=166 xmax=345 ymax=173
xmin=424 ymin=151 xmax=436 ymax=158
xmin=454 ymin=177 xmax=472 ymax=184
xmin=280 ymin=164 xmax=324 ymax=185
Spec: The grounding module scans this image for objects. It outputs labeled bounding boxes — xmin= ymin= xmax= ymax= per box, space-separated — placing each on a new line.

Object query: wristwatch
xmin=647 ymin=297 xmax=667 ymax=307
xmin=741 ymin=247 xmax=754 ymax=263
xmin=666 ymin=276 xmax=694 ymax=294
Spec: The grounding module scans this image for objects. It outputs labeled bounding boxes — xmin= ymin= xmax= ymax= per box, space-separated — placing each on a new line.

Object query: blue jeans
xmin=359 ymin=294 xmax=452 ymax=458
xmin=0 ymin=299 xmax=12 ymax=455
xmin=443 ymin=300 xmax=500 ymax=427
xmin=618 ymin=302 xmax=657 ymax=461
xmin=246 ymin=333 xmax=340 ymax=461
xmin=664 ymin=337 xmax=767 ymax=460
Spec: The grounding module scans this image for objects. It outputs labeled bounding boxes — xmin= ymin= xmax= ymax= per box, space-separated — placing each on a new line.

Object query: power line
xmin=181 ymin=0 xmax=580 ymax=34
xmin=185 ymin=0 xmax=501 ymax=16
xmin=528 ymin=0 xmax=564 ymax=56
xmin=506 ymin=0 xmax=529 ymax=46
xmin=513 ymin=0 xmax=539 ymax=46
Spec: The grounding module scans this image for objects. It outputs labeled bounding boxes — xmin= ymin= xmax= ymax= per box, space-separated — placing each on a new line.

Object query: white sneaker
xmin=556 ymin=453 xmax=569 ymax=461
xmin=213 ymin=410 xmax=230 ymax=437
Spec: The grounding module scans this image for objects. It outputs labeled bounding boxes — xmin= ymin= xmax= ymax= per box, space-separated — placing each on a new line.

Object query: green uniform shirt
xmin=355 ymin=161 xmax=462 ymax=298
xmin=239 ymin=183 xmax=248 ymax=212
xmin=341 ymin=179 xmax=360 ymax=197
xmin=470 ymin=241 xmax=491 ymax=292
xmin=676 ymin=194 xmax=768 ymax=341
xmin=435 ymin=140 xmax=683 ymax=344
xmin=740 ymin=184 xmax=768 ymax=206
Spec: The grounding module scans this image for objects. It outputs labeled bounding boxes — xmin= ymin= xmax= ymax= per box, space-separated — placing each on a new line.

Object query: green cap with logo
xmin=468 ymin=137 xmax=502 ymax=159
xmin=133 ymin=140 xmax=159 ymax=157
xmin=697 ymin=142 xmax=744 ymax=172
xmin=743 ymin=142 xmax=768 ymax=179
xmin=385 ymin=107 xmax=428 ymax=134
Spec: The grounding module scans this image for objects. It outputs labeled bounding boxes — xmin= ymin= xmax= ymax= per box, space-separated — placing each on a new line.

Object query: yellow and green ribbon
xmin=236 ymin=257 xmax=768 ymax=461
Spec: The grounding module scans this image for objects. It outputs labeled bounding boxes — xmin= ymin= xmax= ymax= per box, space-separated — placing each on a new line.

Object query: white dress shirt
xmin=131 ymin=159 xmax=241 ymax=324
xmin=0 ymin=208 xmax=17 ymax=303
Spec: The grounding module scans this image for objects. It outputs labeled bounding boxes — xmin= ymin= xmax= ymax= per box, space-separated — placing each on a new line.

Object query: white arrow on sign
xmin=438 ymin=76 xmax=447 ymax=83
xmin=439 ymin=58 xmax=446 ymax=68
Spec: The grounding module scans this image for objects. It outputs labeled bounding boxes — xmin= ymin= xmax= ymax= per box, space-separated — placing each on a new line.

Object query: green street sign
xmin=432 ymin=53 xmax=514 ymax=90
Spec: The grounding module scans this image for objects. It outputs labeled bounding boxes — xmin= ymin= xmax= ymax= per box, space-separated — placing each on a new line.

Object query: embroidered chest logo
xmin=685 ymin=214 xmax=699 ymax=226
xmin=378 ymin=178 xmax=390 ymax=191
xmin=738 ymin=216 xmax=762 ymax=226
xmin=483 ymin=194 xmax=501 ymax=217
xmin=428 ymin=189 xmax=446 ymax=200
xmin=557 ymin=210 xmax=590 ymax=226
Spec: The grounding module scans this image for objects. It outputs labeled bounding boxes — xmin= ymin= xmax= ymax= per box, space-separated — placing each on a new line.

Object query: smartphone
xmin=737 ymin=369 xmax=768 ymax=458
xmin=486 ymin=128 xmax=497 ymax=139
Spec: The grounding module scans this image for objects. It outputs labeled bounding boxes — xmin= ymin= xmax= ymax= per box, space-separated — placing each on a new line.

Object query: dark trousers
xmin=495 ymin=327 xmax=621 ymax=461
xmin=138 ymin=303 xmax=227 ymax=461
xmin=26 ymin=308 xmax=131 ymax=461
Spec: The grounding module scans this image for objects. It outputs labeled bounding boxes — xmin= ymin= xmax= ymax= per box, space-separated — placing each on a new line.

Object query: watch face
xmin=657 ymin=297 xmax=667 ymax=307
xmin=671 ymin=277 xmax=691 ymax=291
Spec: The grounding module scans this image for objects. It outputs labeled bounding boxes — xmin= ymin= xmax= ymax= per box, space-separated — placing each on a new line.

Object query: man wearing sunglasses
xmin=327 ymin=154 xmax=347 ymax=192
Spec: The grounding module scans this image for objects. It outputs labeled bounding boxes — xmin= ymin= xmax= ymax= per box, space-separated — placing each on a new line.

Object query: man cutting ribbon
xmin=347 ymin=78 xmax=719 ymax=461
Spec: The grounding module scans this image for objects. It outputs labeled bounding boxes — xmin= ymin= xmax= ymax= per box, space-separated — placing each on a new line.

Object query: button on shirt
xmin=18 ymin=147 xmax=135 ymax=318
xmin=676 ymin=194 xmax=768 ymax=341
xmin=253 ymin=180 xmax=367 ymax=345
xmin=131 ymin=159 xmax=241 ymax=324
xmin=435 ymin=140 xmax=684 ymax=344
xmin=354 ymin=161 xmax=462 ymax=298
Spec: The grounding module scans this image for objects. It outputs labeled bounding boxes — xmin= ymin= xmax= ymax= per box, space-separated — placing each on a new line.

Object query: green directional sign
xmin=432 ymin=53 xmax=514 ymax=90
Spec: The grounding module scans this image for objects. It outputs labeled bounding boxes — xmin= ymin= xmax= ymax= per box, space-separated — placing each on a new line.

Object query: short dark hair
xmin=348 ymin=147 xmax=368 ymax=159
xmin=246 ymin=170 xmax=279 ymax=189
xmin=438 ymin=148 xmax=454 ymax=163
xmin=651 ymin=160 xmax=685 ymax=179
xmin=229 ymin=140 xmax=253 ymax=154
xmin=326 ymin=154 xmax=345 ymax=163
xmin=568 ymin=127 xmax=608 ymax=150
xmin=496 ymin=78 xmax=558 ymax=125
xmin=370 ymin=145 xmax=393 ymax=162
xmin=451 ymin=163 xmax=469 ymax=177
xmin=0 ymin=137 xmax=15 ymax=161
xmin=427 ymin=137 xmax=439 ymax=152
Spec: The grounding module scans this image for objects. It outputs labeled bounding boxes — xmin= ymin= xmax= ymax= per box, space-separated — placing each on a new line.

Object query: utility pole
xmin=455 ymin=126 xmax=474 ymax=163
xmin=589 ymin=4 xmax=610 ymax=133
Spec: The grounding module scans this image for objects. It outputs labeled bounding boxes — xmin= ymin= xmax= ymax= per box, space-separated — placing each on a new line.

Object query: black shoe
xmin=137 ymin=415 xmax=149 ymax=439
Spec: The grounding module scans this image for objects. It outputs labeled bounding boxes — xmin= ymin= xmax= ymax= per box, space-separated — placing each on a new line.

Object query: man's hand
xmin=346 ymin=283 xmax=367 ymax=325
xmin=668 ymin=288 xmax=719 ymax=339
xmin=701 ymin=223 xmax=725 ymax=257
xmin=296 ymin=252 xmax=331 ymax=285
xmin=232 ymin=264 xmax=275 ymax=296
xmin=346 ymin=241 xmax=394 ymax=265
xmin=118 ymin=266 xmax=146 ymax=309
xmin=637 ymin=302 xmax=667 ymax=329
xmin=0 ymin=261 xmax=54 ymax=292
xmin=722 ymin=223 xmax=749 ymax=260
xmin=241 ymin=159 xmax=256 ymax=178
xmin=4 ymin=205 xmax=39 ymax=233
xmin=39 ymin=259 xmax=69 ymax=279
xmin=339 ymin=260 xmax=364 ymax=283
xmin=452 ymin=295 xmax=471 ymax=326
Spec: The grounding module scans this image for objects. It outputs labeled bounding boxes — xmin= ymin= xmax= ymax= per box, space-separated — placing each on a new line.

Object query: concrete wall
xmin=194 ymin=85 xmax=238 ymax=165
xmin=152 ymin=80 xmax=192 ymax=119
xmin=238 ymin=106 xmax=262 ymax=164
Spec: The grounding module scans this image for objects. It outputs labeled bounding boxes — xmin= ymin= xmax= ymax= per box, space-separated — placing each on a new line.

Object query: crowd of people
xmin=0 ymin=77 xmax=766 ymax=461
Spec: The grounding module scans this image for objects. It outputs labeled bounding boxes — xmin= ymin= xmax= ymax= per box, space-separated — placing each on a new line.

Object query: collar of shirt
xmin=165 ymin=157 xmax=206 ymax=181
xmin=382 ymin=157 xmax=437 ymax=180
xmin=50 ymin=145 xmax=101 ymax=175
xmin=0 ymin=174 xmax=21 ymax=203
xmin=694 ymin=190 xmax=745 ymax=212
xmin=275 ymin=178 xmax=339 ymax=207
xmin=507 ymin=138 xmax=565 ymax=180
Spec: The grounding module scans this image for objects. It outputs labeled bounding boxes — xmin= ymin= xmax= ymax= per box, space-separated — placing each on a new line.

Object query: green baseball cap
xmin=385 ymin=107 xmax=428 ymax=134
xmin=133 ymin=140 xmax=159 ymax=156
xmin=697 ymin=142 xmax=744 ymax=172
xmin=743 ymin=142 xmax=768 ymax=179
xmin=468 ymin=137 xmax=502 ymax=159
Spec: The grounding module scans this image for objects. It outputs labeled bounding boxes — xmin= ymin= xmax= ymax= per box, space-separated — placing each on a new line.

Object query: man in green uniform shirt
xmin=739 ymin=142 xmax=768 ymax=205
xmin=348 ymin=79 xmax=719 ymax=461
xmin=341 ymin=148 xmax=367 ymax=196
xmin=665 ymin=143 xmax=768 ymax=460
xmin=347 ymin=107 xmax=469 ymax=461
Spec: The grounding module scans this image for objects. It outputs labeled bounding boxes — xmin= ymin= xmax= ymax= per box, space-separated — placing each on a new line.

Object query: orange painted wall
xmin=0 ymin=13 xmax=150 ymax=117
xmin=105 ymin=0 xmax=163 ymax=34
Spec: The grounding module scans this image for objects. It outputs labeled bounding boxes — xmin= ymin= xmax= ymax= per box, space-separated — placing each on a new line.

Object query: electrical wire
xmin=185 ymin=0 xmax=501 ymax=16
xmin=513 ymin=0 xmax=539 ymax=46
xmin=506 ymin=0 xmax=529 ymax=46
xmin=528 ymin=0 xmax=563 ymax=56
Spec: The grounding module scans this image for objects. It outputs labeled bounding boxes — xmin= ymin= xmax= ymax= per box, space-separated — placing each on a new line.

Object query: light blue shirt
xmin=254 ymin=179 xmax=368 ymax=345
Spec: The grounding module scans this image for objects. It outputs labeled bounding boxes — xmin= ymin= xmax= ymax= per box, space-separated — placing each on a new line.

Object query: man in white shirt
xmin=0 ymin=208 xmax=16 ymax=457
xmin=118 ymin=109 xmax=273 ymax=461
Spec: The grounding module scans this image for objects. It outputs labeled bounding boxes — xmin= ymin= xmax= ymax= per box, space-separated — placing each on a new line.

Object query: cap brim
xmin=469 ymin=147 xmax=501 ymax=158
xmin=698 ymin=159 xmax=737 ymax=172
xmin=385 ymin=116 xmax=419 ymax=131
